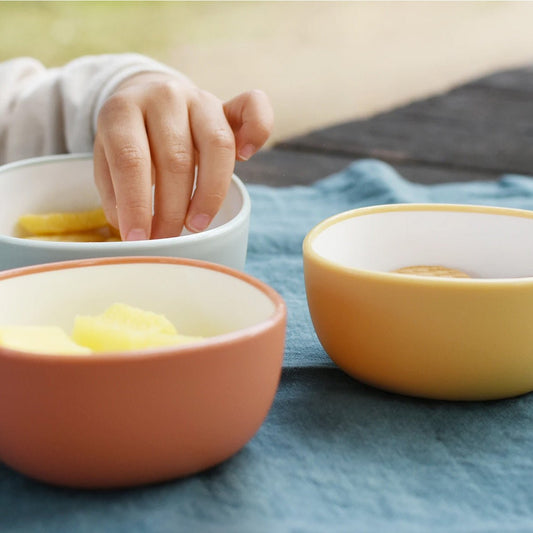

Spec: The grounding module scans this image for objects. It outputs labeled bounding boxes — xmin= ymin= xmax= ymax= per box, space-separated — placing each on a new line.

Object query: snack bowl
xmin=0 ymin=256 xmax=286 ymax=488
xmin=303 ymin=203 xmax=533 ymax=401
xmin=0 ymin=154 xmax=250 ymax=271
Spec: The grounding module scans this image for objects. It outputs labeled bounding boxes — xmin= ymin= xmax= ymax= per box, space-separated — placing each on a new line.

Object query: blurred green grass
xmin=0 ymin=1 xmax=232 ymax=66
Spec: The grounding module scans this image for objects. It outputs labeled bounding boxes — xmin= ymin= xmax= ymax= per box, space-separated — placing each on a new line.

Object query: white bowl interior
xmin=0 ymin=262 xmax=276 ymax=339
xmin=0 ymin=156 xmax=244 ymax=237
xmin=311 ymin=208 xmax=533 ymax=279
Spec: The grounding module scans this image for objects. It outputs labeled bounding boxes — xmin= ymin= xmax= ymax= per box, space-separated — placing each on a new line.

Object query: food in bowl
xmin=0 ymin=303 xmax=204 ymax=354
xmin=391 ymin=265 xmax=471 ymax=278
xmin=73 ymin=303 xmax=204 ymax=352
xmin=18 ymin=207 xmax=120 ymax=242
xmin=0 ymin=325 xmax=92 ymax=355
xmin=303 ymin=203 xmax=533 ymax=401
xmin=18 ymin=207 xmax=108 ymax=235
xmin=0 ymin=256 xmax=286 ymax=488
xmin=0 ymin=154 xmax=250 ymax=270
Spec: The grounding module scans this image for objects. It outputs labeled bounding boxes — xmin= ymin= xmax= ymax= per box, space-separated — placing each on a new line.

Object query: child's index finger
xmin=98 ymin=98 xmax=153 ymax=241
xmin=186 ymin=94 xmax=235 ymax=233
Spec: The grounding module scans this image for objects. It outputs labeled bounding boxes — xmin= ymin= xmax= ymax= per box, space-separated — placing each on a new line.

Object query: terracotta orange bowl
xmin=303 ymin=203 xmax=533 ymax=401
xmin=0 ymin=257 xmax=286 ymax=488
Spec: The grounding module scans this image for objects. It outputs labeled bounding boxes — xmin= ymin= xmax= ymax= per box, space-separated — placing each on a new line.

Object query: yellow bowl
xmin=303 ymin=204 xmax=533 ymax=401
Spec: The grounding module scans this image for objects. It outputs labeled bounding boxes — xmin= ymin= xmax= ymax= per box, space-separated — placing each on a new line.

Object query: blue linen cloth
xmin=3 ymin=159 xmax=533 ymax=532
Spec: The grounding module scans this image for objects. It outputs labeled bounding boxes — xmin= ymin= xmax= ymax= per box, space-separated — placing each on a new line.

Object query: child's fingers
xmin=94 ymin=74 xmax=267 ymax=240
xmin=146 ymin=90 xmax=195 ymax=239
xmin=97 ymin=95 xmax=152 ymax=241
xmin=93 ymin=138 xmax=119 ymax=230
xmin=223 ymin=89 xmax=274 ymax=161
xmin=185 ymin=91 xmax=236 ymax=233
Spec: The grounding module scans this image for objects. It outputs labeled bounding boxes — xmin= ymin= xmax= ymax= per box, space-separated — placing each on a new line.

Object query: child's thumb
xmin=223 ymin=90 xmax=274 ymax=161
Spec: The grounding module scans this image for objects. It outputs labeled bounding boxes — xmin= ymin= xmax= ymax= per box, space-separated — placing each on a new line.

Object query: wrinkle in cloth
xmin=2 ymin=159 xmax=533 ymax=533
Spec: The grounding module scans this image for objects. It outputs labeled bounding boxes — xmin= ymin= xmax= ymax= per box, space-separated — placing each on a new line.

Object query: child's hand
xmin=93 ymin=72 xmax=273 ymax=240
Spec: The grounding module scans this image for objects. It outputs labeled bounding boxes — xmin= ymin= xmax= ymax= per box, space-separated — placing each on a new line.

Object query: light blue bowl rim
xmin=0 ymin=153 xmax=251 ymax=250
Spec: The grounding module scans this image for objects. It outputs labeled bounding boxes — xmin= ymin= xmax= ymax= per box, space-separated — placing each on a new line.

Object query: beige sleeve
xmin=0 ymin=54 xmax=188 ymax=164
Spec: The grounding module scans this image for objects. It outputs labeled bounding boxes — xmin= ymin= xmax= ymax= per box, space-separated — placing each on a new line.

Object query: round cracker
xmin=392 ymin=265 xmax=471 ymax=278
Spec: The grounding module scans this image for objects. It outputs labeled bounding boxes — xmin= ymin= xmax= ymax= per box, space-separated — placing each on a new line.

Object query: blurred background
xmin=3 ymin=1 xmax=533 ymax=144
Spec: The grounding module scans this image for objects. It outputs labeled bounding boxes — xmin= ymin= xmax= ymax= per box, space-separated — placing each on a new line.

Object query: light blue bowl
xmin=0 ymin=154 xmax=250 ymax=271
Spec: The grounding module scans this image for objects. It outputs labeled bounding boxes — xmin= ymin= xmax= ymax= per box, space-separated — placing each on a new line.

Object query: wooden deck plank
xmin=467 ymin=65 xmax=533 ymax=93
xmin=238 ymin=66 xmax=533 ymax=187
xmin=235 ymin=148 xmax=497 ymax=187
xmin=275 ymin=67 xmax=533 ymax=176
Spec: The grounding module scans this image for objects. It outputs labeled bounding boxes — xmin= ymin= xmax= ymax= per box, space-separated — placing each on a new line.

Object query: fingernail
xmin=238 ymin=144 xmax=256 ymax=161
xmin=188 ymin=214 xmax=211 ymax=233
xmin=125 ymin=228 xmax=148 ymax=241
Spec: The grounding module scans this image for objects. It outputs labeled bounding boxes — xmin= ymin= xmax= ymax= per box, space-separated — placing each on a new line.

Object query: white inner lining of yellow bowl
xmin=311 ymin=209 xmax=533 ymax=279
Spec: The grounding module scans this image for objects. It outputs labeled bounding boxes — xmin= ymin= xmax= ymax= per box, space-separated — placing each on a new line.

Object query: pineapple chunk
xmin=72 ymin=303 xmax=203 ymax=352
xmin=0 ymin=326 xmax=91 ymax=355
xmin=101 ymin=303 xmax=177 ymax=335
xmin=18 ymin=207 xmax=108 ymax=235
xmin=23 ymin=230 xmax=108 ymax=242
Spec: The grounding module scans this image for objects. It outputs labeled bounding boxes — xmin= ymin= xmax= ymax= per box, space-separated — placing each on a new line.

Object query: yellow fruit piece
xmin=23 ymin=231 xmax=107 ymax=242
xmin=101 ymin=303 xmax=177 ymax=334
xmin=72 ymin=303 xmax=203 ymax=352
xmin=0 ymin=326 xmax=91 ymax=355
xmin=18 ymin=207 xmax=108 ymax=235
xmin=107 ymin=224 xmax=121 ymax=239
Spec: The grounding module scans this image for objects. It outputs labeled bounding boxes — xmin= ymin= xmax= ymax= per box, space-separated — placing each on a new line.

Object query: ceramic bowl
xmin=0 ymin=154 xmax=250 ymax=271
xmin=303 ymin=203 xmax=533 ymax=401
xmin=0 ymin=256 xmax=286 ymax=488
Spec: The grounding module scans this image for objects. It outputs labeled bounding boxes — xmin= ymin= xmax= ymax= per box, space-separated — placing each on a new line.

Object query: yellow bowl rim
xmin=302 ymin=203 xmax=533 ymax=288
